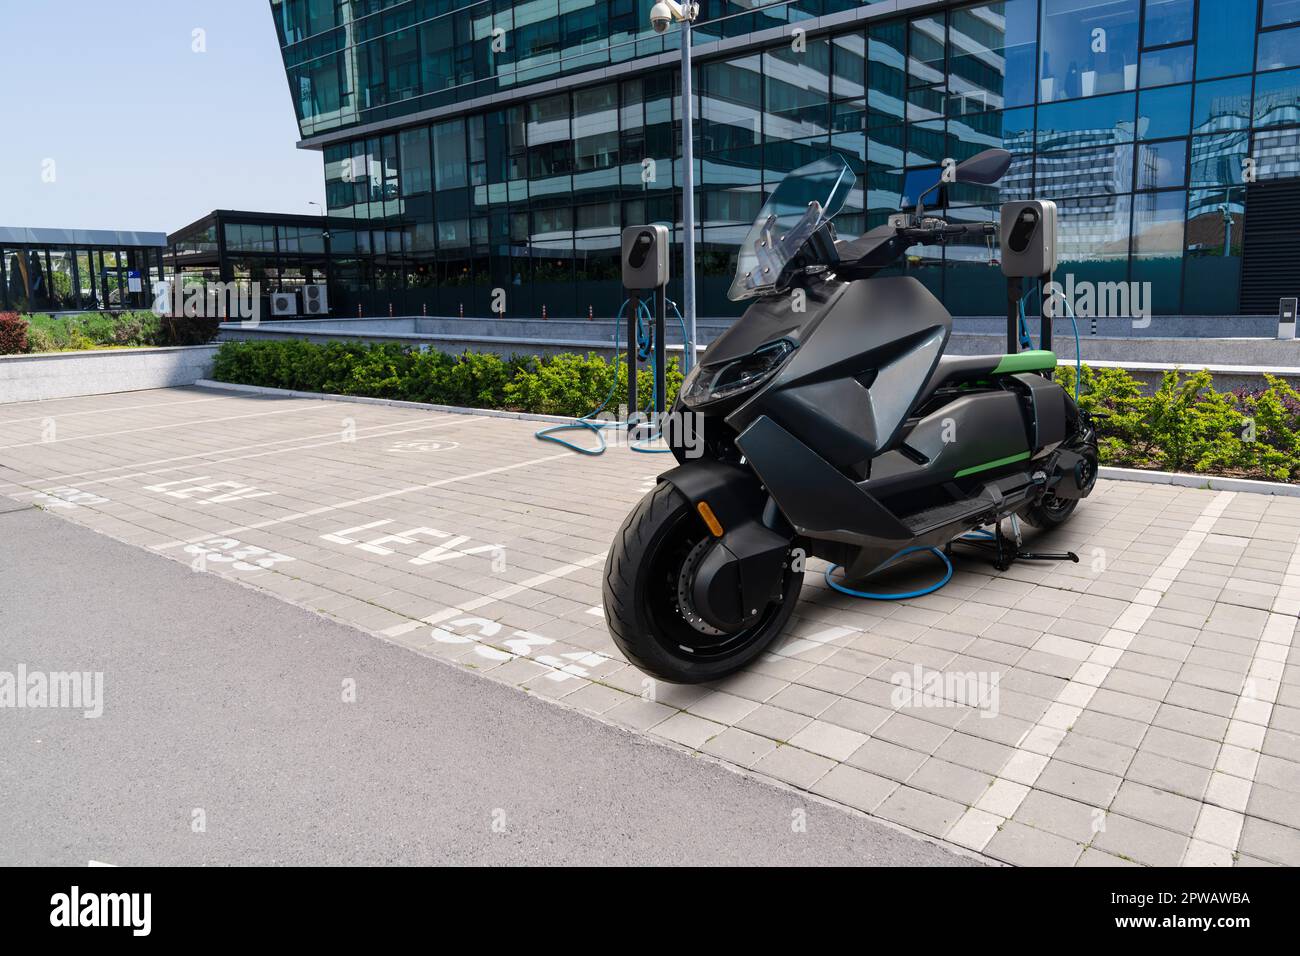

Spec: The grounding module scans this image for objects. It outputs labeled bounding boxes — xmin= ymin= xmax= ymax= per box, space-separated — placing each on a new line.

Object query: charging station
xmin=621 ymin=225 xmax=670 ymax=425
xmin=999 ymin=200 xmax=1058 ymax=353
xmin=1280 ymin=297 xmax=1297 ymax=341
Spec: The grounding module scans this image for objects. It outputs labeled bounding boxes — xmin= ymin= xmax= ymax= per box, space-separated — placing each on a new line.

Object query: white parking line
xmin=150 ymin=451 xmax=574 ymax=549
xmin=945 ymin=490 xmax=1236 ymax=854
xmin=0 ymin=394 xmax=233 ymax=426
xmin=1182 ymin=533 xmax=1300 ymax=865
xmin=4 ymin=416 xmax=468 ymax=495
xmin=382 ymin=552 xmax=608 ymax=634
xmin=0 ymin=402 xmax=346 ymax=450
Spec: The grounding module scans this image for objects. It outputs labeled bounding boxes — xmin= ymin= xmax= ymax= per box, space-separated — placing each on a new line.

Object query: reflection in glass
xmin=1135 ymin=84 xmax=1190 ymax=140
xmin=1135 ymin=140 xmax=1187 ymax=190
xmin=1253 ymin=68 xmax=1300 ymax=127
xmin=1039 ymin=0 xmax=1139 ymax=101
xmin=1144 ymin=0 xmax=1194 ymax=47
xmin=1193 ymin=76 xmax=1251 ymax=134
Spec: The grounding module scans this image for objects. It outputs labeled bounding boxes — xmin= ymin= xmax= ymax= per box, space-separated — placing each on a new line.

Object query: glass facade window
xmin=1254 ymin=68 xmax=1300 ymax=126
xmin=1143 ymin=0 xmax=1194 ymax=47
xmin=1039 ymin=0 xmax=1139 ymax=101
xmin=1196 ymin=0 xmax=1255 ymax=79
xmin=1258 ymin=25 xmax=1300 ymax=72
xmin=1262 ymin=0 xmax=1300 ymax=27
xmin=399 ymin=127 xmax=432 ymax=195
xmin=1140 ymin=45 xmax=1193 ymax=87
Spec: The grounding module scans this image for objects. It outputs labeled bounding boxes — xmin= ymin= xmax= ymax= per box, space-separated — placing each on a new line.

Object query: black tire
xmin=1024 ymin=440 xmax=1097 ymax=528
xmin=603 ymin=482 xmax=803 ymax=684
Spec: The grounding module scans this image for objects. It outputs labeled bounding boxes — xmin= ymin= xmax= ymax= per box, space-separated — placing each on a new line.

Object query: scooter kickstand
xmin=955 ymin=517 xmax=1079 ymax=571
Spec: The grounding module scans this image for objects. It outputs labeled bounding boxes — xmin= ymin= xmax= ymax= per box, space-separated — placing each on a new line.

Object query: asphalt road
xmin=0 ymin=506 xmax=974 ymax=866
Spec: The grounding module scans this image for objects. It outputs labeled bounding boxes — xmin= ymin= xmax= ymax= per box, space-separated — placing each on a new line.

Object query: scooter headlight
xmin=682 ymin=339 xmax=795 ymax=407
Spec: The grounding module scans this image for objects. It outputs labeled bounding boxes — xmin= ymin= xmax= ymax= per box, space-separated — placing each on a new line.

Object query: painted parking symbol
xmin=34 ymin=487 xmax=110 ymax=510
xmin=321 ymin=520 xmax=505 ymax=569
xmin=424 ymin=616 xmax=605 ymax=682
xmin=183 ymin=537 xmax=294 ymax=572
xmin=387 ymin=439 xmax=459 ymax=453
xmin=145 ymin=477 xmax=273 ymax=504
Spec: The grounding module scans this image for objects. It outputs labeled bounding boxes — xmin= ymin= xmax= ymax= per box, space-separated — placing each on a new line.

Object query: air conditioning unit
xmin=270 ymin=291 xmax=299 ymax=317
xmin=302 ymin=283 xmax=329 ymax=316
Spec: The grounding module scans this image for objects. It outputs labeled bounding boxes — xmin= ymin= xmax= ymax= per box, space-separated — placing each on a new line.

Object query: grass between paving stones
xmin=211 ymin=339 xmax=1300 ymax=484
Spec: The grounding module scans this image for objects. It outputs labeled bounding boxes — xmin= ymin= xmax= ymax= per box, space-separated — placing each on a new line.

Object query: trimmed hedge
xmin=211 ymin=339 xmax=1300 ymax=484
xmin=211 ymin=339 xmax=683 ymax=419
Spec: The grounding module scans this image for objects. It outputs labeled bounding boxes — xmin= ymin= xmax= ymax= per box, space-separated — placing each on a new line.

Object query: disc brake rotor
xmin=676 ymin=538 xmax=725 ymax=637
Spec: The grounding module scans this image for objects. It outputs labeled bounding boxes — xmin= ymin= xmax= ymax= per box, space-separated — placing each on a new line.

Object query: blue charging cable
xmin=1025 ymin=282 xmax=1082 ymax=402
xmin=534 ymin=297 xmax=690 ymax=456
xmin=629 ymin=298 xmax=690 ymax=454
xmin=823 ymin=528 xmax=998 ymax=601
xmin=534 ymin=297 xmax=653 ymax=455
xmin=824 ymin=547 xmax=954 ymax=600
xmin=1017 ymin=282 xmax=1035 ymax=350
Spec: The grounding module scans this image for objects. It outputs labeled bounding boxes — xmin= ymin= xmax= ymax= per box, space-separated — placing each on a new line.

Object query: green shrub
xmin=212 ymin=340 xmax=684 ymax=420
xmin=1056 ymin=365 xmax=1300 ymax=482
xmin=19 ymin=309 xmax=193 ymax=352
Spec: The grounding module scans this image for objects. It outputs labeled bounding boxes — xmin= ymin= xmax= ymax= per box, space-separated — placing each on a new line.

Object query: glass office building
xmin=272 ymin=0 xmax=1300 ymax=319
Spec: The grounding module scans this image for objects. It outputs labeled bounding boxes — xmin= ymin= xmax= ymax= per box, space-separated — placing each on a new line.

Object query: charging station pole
xmin=654 ymin=286 xmax=667 ymax=413
xmin=627 ymin=289 xmax=641 ymax=418
xmin=1006 ymin=276 xmax=1023 ymax=355
xmin=621 ymin=225 xmax=670 ymax=430
xmin=1039 ymin=267 xmax=1053 ymax=352
xmin=999 ymin=200 xmax=1058 ymax=359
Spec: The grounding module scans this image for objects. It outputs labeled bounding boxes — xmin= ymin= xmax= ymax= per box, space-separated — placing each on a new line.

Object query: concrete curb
xmin=192 ymin=378 xmax=627 ymax=428
xmin=1098 ymin=466 xmax=1300 ymax=497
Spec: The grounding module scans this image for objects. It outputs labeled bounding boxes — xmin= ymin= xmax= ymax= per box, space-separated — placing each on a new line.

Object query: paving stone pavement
xmin=2 ymin=385 xmax=1298 ymax=867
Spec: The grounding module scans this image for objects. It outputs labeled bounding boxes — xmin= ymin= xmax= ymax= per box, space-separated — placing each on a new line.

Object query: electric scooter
xmin=603 ymin=148 xmax=1098 ymax=683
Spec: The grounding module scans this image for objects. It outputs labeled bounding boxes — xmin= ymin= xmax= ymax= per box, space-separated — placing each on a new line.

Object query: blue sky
xmin=0 ymin=0 xmax=324 ymax=233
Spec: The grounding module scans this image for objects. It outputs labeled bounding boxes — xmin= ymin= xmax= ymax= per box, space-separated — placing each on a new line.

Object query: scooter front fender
xmin=658 ymin=459 xmax=767 ymax=533
xmin=658 ymin=460 xmax=792 ymax=633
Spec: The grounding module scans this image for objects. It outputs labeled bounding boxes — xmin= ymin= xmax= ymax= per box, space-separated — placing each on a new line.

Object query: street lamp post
xmin=650 ymin=1 xmax=699 ymax=371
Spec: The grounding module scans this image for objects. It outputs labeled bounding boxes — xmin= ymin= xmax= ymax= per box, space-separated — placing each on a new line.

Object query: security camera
xmin=650 ymin=1 xmax=675 ymax=34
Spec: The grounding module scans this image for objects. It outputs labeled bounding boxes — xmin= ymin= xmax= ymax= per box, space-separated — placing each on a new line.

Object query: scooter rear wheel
xmin=1024 ymin=439 xmax=1097 ymax=528
xmin=603 ymin=482 xmax=802 ymax=684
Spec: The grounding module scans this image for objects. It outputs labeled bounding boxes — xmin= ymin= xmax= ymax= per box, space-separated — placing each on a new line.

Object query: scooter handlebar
xmin=900 ymin=221 xmax=996 ymax=243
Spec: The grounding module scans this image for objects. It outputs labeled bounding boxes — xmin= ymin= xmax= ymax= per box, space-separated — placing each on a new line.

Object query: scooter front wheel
xmin=603 ymin=482 xmax=803 ymax=684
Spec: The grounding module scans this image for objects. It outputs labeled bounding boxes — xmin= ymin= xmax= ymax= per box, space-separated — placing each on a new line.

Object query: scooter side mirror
xmin=954 ymin=148 xmax=1012 ymax=185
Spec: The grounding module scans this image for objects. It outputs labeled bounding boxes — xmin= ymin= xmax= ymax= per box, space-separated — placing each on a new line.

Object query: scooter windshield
xmin=727 ymin=155 xmax=855 ymax=302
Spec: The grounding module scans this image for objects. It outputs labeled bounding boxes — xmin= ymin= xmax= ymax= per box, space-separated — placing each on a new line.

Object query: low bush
xmin=211 ymin=339 xmax=683 ymax=419
xmin=16 ymin=310 xmax=218 ymax=353
xmin=1054 ymin=365 xmax=1300 ymax=482
xmin=0 ymin=312 xmax=29 ymax=354
xmin=157 ymin=313 xmax=220 ymax=346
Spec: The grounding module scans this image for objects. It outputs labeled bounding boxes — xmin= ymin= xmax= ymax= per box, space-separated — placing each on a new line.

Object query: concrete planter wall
xmin=0 ymin=345 xmax=219 ymax=404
